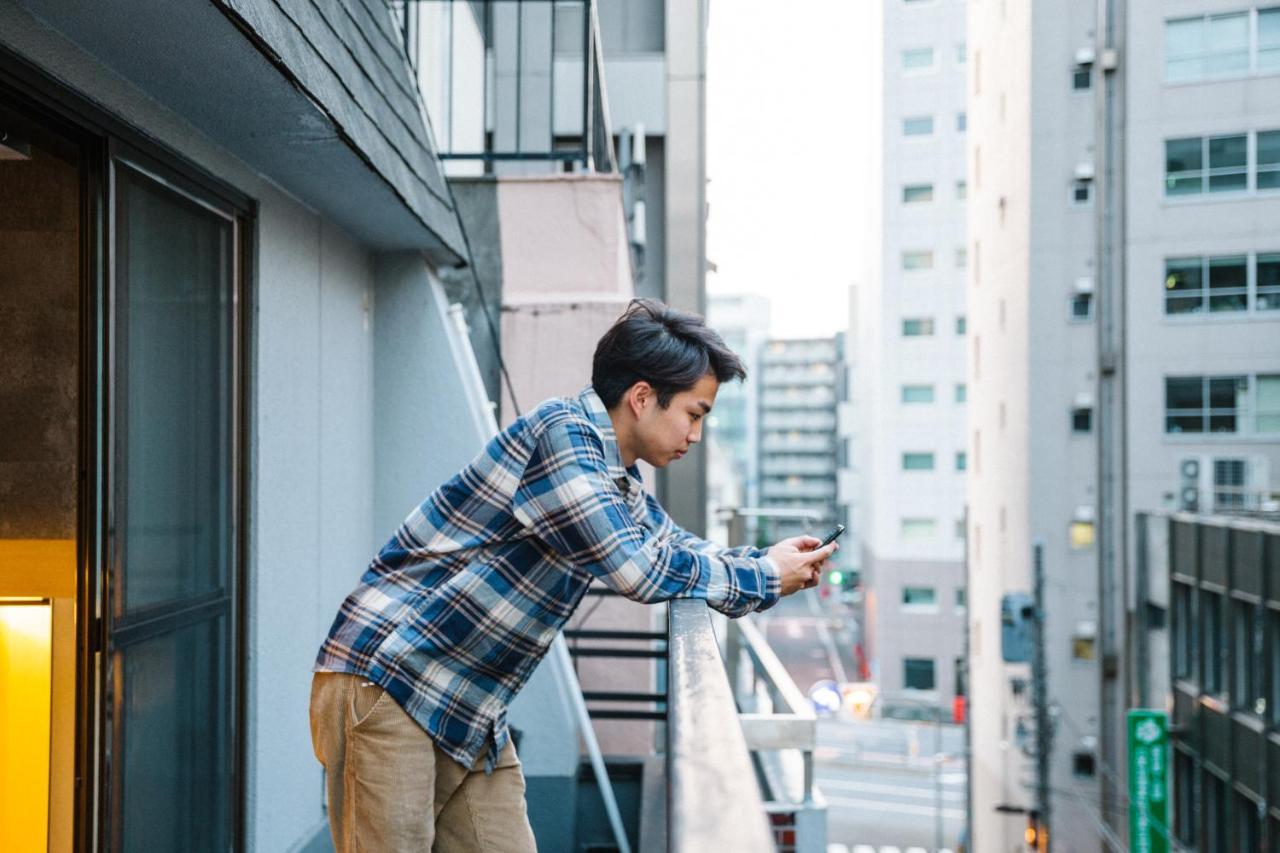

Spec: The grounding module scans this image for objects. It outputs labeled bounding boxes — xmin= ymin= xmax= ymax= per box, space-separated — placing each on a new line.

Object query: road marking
xmin=826 ymin=845 xmax=851 ymax=853
xmin=822 ymin=794 xmax=966 ymax=820
xmin=817 ymin=777 xmax=966 ymax=802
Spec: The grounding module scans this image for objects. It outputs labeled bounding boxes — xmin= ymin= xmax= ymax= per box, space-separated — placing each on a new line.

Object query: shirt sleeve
xmin=511 ymin=414 xmax=780 ymax=618
xmin=641 ymin=491 xmax=766 ymax=561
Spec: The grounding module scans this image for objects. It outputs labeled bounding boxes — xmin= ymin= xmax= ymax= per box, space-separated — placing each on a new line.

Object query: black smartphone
xmin=817 ymin=524 xmax=846 ymax=548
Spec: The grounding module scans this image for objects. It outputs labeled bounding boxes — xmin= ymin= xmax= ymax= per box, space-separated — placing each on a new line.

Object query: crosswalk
xmin=827 ymin=846 xmax=955 ymax=853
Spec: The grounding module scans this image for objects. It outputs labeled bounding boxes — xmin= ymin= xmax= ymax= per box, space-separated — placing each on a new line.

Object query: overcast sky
xmin=705 ymin=0 xmax=867 ymax=339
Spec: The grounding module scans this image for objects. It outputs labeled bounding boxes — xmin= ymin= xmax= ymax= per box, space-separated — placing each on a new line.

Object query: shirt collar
xmin=577 ymin=385 xmax=633 ymax=491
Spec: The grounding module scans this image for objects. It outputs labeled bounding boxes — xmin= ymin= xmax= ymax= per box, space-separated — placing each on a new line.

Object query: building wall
xmin=855 ymin=0 xmax=968 ymax=705
xmin=968 ymin=0 xmax=1280 ymax=849
xmin=1 ymin=9 xmax=492 ymax=850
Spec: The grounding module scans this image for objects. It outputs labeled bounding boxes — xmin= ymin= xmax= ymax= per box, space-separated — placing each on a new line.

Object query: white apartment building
xmin=967 ymin=0 xmax=1280 ymax=850
xmin=852 ymin=0 xmax=969 ymax=707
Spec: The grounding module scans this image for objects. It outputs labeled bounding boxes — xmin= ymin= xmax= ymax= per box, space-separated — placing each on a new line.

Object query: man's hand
xmin=767 ymin=535 xmax=839 ymax=596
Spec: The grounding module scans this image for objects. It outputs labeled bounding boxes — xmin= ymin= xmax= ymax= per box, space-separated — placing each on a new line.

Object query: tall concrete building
xmin=758 ymin=337 xmax=846 ymax=552
xmin=851 ymin=0 xmax=969 ymax=707
xmin=705 ymin=292 xmax=772 ymax=538
xmin=966 ymin=0 xmax=1280 ymax=849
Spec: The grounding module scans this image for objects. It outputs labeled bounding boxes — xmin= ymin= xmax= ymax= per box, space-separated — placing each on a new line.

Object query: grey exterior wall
xmin=0 ymin=6 xmax=502 ymax=850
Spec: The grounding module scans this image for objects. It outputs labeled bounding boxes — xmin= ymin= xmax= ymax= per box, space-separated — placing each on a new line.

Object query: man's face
xmin=634 ymin=373 xmax=719 ymax=468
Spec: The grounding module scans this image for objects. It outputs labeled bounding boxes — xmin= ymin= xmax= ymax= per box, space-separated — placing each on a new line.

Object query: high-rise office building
xmin=758 ymin=336 xmax=845 ymax=548
xmin=966 ymin=1 xmax=1280 ymax=848
xmin=852 ymin=0 xmax=969 ymax=707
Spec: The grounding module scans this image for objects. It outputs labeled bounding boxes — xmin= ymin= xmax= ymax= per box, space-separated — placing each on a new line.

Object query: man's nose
xmin=688 ymin=424 xmax=703 ymax=443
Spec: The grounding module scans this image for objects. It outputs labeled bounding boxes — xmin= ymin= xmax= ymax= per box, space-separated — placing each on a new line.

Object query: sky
xmin=705 ymin=0 xmax=868 ymax=340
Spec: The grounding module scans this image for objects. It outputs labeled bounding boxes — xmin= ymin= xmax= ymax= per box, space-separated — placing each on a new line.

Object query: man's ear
xmin=627 ymin=381 xmax=654 ymax=418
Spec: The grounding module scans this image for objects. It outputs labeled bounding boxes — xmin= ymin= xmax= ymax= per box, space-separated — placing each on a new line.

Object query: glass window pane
xmin=903 ymin=658 xmax=936 ymax=690
xmin=1166 ymin=377 xmax=1205 ymax=410
xmin=1165 ymin=16 xmax=1205 ymax=62
xmin=1208 ymin=134 xmax=1247 ymax=169
xmin=1165 ymin=257 xmax=1203 ymax=294
xmin=1258 ymin=374 xmax=1280 ymax=433
xmin=1207 ymin=255 xmax=1247 ymax=311
xmin=902 ymin=586 xmax=937 ymax=606
xmin=119 ymin=169 xmax=234 ymax=614
xmin=1258 ymin=254 xmax=1280 ymax=310
xmin=902 ymin=250 xmax=934 ymax=270
xmin=1208 ymin=375 xmax=1245 ymax=409
xmin=1165 ymin=138 xmax=1203 ymax=195
xmin=1204 ymin=13 xmax=1248 ymax=75
xmin=1167 ymin=296 xmax=1203 ymax=314
xmin=1260 ymin=9 xmax=1280 ymax=70
xmin=901 ymin=518 xmax=937 ymax=539
xmin=903 ymin=47 xmax=935 ymax=69
xmin=119 ymin=616 xmax=230 ymax=852
xmin=1258 ymin=131 xmax=1280 ymax=168
xmin=903 ymin=116 xmax=934 ymax=136
xmin=902 ymin=452 xmax=935 ymax=470
xmin=903 ymin=183 xmax=934 ymax=203
xmin=901 ymin=384 xmax=935 ymax=403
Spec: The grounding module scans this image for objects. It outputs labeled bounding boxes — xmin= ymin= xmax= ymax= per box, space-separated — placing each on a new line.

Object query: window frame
xmin=1164 ymin=7 xmax=1280 ymax=84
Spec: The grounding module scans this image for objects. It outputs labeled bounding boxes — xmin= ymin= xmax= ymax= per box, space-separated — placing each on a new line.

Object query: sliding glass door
xmin=107 ymin=157 xmax=242 ymax=852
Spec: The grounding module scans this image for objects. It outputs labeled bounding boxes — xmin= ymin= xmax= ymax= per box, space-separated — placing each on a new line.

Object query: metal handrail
xmin=667 ymin=600 xmax=774 ymax=852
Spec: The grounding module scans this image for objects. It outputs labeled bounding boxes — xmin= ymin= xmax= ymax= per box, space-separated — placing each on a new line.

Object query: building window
xmin=1270 ymin=608 xmax=1280 ymax=726
xmin=1070 ymin=292 xmax=1094 ymax=320
xmin=1165 ymin=133 xmax=1254 ymax=196
xmin=956 ymin=179 xmax=968 ymax=200
xmin=903 ymin=183 xmax=935 ymax=203
xmin=901 ymin=384 xmax=936 ymax=403
xmin=1073 ymin=751 xmax=1097 ymax=777
xmin=1165 ymin=11 xmax=1252 ymax=82
xmin=1237 ymin=794 xmax=1262 ymax=853
xmin=1263 ymin=7 xmax=1280 ymax=70
xmin=902 ymin=250 xmax=934 ymax=270
xmin=903 ymin=115 xmax=935 ymax=137
xmin=1204 ymin=772 xmax=1228 ymax=853
xmin=1070 ymin=520 xmax=1095 ymax=549
xmin=1202 ymin=591 xmax=1226 ymax=695
xmin=1071 ymin=406 xmax=1092 ymax=433
xmin=1232 ymin=599 xmax=1263 ymax=713
xmin=902 ymin=317 xmax=935 ymax=337
xmin=1174 ymin=750 xmax=1198 ymax=844
xmin=1260 ymin=374 xmax=1280 ymax=431
xmin=955 ymin=587 xmax=967 ymax=610
xmin=1214 ymin=458 xmax=1249 ymax=510
xmin=1072 ymin=64 xmax=1092 ymax=90
xmin=957 ymin=41 xmax=967 ymax=64
xmin=955 ymin=451 xmax=967 ymax=471
xmin=902 ymin=586 xmax=938 ymax=610
xmin=956 ymin=111 xmax=967 ymax=132
xmin=1173 ymin=582 xmax=1195 ymax=680
xmin=1259 ymin=253 xmax=1280 ymax=309
xmin=1072 ymin=621 xmax=1097 ymax=660
xmin=1164 ymin=254 xmax=1252 ymax=314
xmin=902 ymin=452 xmax=936 ymax=470
xmin=1164 ymin=375 xmax=1248 ymax=433
xmin=955 ymin=383 xmax=967 ymax=403
xmin=901 ymin=517 xmax=937 ymax=539
xmin=1071 ymin=178 xmax=1092 ymax=205
xmin=903 ymin=47 xmax=936 ymax=71
xmin=955 ymin=249 xmax=967 ymax=270
xmin=903 ymin=657 xmax=936 ymax=689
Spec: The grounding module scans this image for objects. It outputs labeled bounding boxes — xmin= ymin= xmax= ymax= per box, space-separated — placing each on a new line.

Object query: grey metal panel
xmin=18 ymin=0 xmax=464 ymax=260
xmin=1172 ymin=518 xmax=1199 ymax=581
xmin=1202 ymin=703 xmax=1231 ymax=776
xmin=1268 ymin=531 xmax=1280 ymax=607
xmin=1232 ymin=715 xmax=1265 ymax=798
xmin=1203 ymin=524 xmax=1230 ymax=587
xmin=1232 ymin=528 xmax=1265 ymax=598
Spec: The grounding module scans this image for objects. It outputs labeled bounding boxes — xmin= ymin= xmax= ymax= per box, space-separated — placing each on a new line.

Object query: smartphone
xmin=817 ymin=524 xmax=846 ymax=548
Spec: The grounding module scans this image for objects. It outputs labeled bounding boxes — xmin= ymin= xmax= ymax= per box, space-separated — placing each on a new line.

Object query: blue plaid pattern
xmin=316 ymin=386 xmax=780 ymax=771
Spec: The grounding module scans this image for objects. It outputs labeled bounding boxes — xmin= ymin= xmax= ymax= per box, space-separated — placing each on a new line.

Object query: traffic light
xmin=1024 ymin=810 xmax=1046 ymax=851
xmin=828 ymin=569 xmax=844 ymax=586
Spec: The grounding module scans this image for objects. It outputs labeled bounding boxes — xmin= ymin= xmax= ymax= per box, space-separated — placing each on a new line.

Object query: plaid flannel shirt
xmin=315 ymin=386 xmax=780 ymax=772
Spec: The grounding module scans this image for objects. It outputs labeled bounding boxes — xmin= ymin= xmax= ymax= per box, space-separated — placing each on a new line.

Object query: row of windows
xmin=901 ymin=451 xmax=967 ymax=472
xmin=1165 ymin=7 xmax=1280 ymax=84
xmin=899 ymin=517 xmax=967 ymax=541
xmin=902 ymin=182 xmax=969 ymax=206
xmin=901 ymin=383 xmax=967 ymax=404
xmin=900 ymin=247 xmax=967 ymax=271
xmin=902 ymin=316 xmax=967 ymax=336
xmin=1165 ymin=374 xmax=1280 ymax=434
xmin=1165 ymin=252 xmax=1280 ymax=314
xmin=902 ymin=113 xmax=967 ymax=137
xmin=900 ymin=585 xmax=966 ymax=611
xmin=1165 ymin=129 xmax=1280 ymax=196
xmin=901 ymin=43 xmax=966 ymax=73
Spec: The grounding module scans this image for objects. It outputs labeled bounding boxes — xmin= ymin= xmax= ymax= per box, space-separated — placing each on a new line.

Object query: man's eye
xmin=690 ymin=413 xmax=702 ymax=422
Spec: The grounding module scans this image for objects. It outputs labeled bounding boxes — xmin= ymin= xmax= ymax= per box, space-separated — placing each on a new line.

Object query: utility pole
xmin=1032 ymin=541 xmax=1052 ymax=852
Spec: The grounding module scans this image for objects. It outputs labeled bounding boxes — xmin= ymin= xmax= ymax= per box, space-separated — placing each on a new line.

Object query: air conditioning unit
xmin=1075 ymin=46 xmax=1096 ymax=67
xmin=1074 ymin=161 xmax=1096 ymax=182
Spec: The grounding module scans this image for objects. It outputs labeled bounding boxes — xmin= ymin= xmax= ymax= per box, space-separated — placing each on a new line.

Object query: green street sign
xmin=1127 ymin=709 xmax=1169 ymax=853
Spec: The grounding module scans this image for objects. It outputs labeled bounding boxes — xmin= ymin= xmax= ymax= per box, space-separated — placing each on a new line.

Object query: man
xmin=310 ymin=299 xmax=838 ymax=852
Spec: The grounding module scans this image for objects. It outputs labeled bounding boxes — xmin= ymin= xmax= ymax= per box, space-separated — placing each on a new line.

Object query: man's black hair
xmin=592 ymin=298 xmax=747 ymax=408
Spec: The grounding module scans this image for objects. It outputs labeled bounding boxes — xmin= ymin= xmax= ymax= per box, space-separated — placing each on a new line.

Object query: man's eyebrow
xmin=696 ymin=401 xmax=712 ymax=414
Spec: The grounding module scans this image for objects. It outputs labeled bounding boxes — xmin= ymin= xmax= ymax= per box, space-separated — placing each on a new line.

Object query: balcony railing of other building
xmin=760 ymin=413 xmax=838 ymax=431
xmin=391 ymin=0 xmax=617 ymax=173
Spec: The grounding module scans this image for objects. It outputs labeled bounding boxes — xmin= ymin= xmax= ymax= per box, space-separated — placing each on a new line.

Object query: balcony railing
xmin=393 ymin=0 xmax=617 ymax=172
